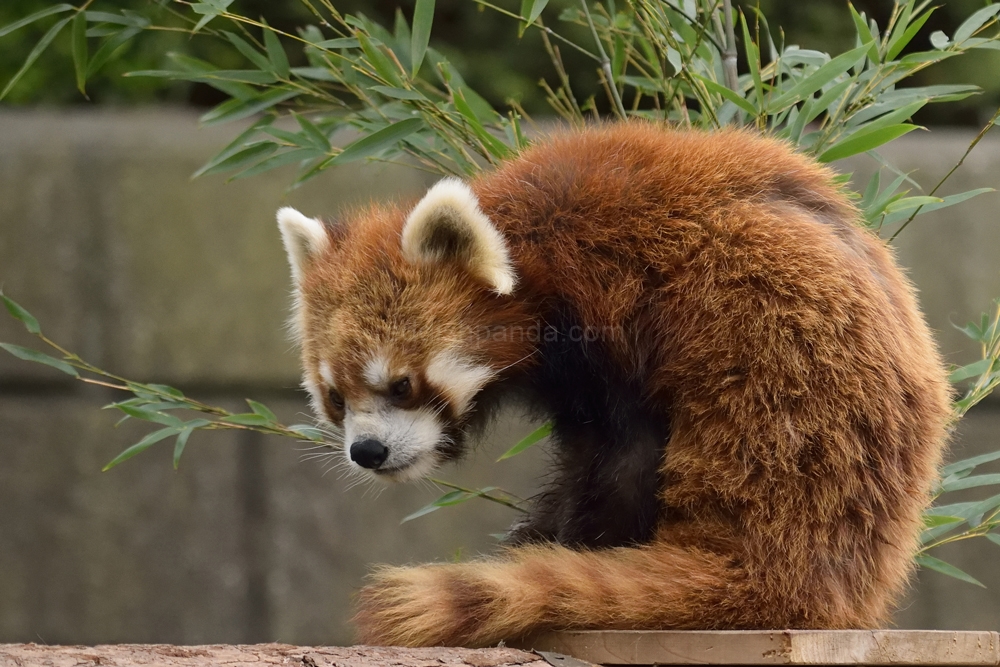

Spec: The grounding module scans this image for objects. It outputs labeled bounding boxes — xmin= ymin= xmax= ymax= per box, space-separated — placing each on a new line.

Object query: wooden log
xmin=0 ymin=643 xmax=550 ymax=667
xmin=519 ymin=630 xmax=1000 ymax=666
xmin=4 ymin=632 xmax=999 ymax=666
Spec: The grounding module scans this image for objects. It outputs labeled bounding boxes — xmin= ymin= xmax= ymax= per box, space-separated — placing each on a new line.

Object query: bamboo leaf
xmin=887 ymin=7 xmax=935 ymax=61
xmin=199 ymin=87 xmax=299 ymax=126
xmin=228 ymin=148 xmax=324 ymax=181
xmin=84 ymin=11 xmax=149 ymax=28
xmin=314 ymin=38 xmax=360 ymax=49
xmin=0 ymin=16 xmax=73 ymax=102
xmin=915 ymin=554 xmax=985 ymax=588
xmin=295 ymin=114 xmax=331 ymax=151
xmin=148 ymin=383 xmax=185 ymax=398
xmin=0 ymin=344 xmax=78 ymax=377
xmin=949 ymin=358 xmax=994 ymax=383
xmin=882 ymin=187 xmax=994 ymax=227
xmin=883 ymin=196 xmax=944 ymax=214
xmin=861 ymin=170 xmax=881 ymax=210
xmin=931 ymin=494 xmax=1000 ymax=527
xmin=71 ymin=11 xmax=88 ymax=96
xmin=941 ymin=473 xmax=1000 ymax=493
xmin=1 ymin=293 xmax=41 ymax=334
xmin=87 ymin=26 xmax=142 ymax=77
xmin=954 ymin=5 xmax=1000 ymax=44
xmin=802 ymin=79 xmax=853 ymax=128
xmin=128 ymin=69 xmax=278 ymax=85
xmin=223 ymin=31 xmax=272 ymax=72
xmin=262 ymin=21 xmax=290 ymax=79
xmin=523 ymin=0 xmax=551 ymax=25
xmin=768 ymin=41 xmax=873 ymax=113
xmin=246 ymin=399 xmax=277 ymax=422
xmin=107 ymin=400 xmax=186 ymax=414
xmin=115 ymin=405 xmax=185 ymax=428
xmin=885 ymin=0 xmax=915 ymax=58
xmin=372 ymin=85 xmax=426 ymax=100
xmin=197 ymin=142 xmax=278 ymax=176
xmin=358 ymin=33 xmax=403 ymax=87
xmin=848 ymin=5 xmax=880 ymax=62
xmin=193 ymin=117 xmax=273 ymax=178
xmin=740 ymin=13 xmax=763 ymax=110
xmin=126 ymin=57 xmax=254 ymax=100
xmin=103 ymin=427 xmax=181 ymax=471
xmin=850 ymin=86 xmax=981 ymax=126
xmin=848 ymin=100 xmax=927 ymax=135
xmin=433 ymin=489 xmax=476 ymax=506
xmin=920 ymin=517 xmax=967 ymax=544
xmin=0 ymin=4 xmax=73 ymax=39
xmin=942 ymin=450 xmax=1000 ymax=477
xmin=400 ymin=486 xmax=503 ymax=523
xmin=923 ymin=515 xmax=964 ymax=528
xmin=288 ymin=424 xmax=325 ymax=441
xmin=331 ymin=118 xmax=423 ymax=165
xmin=411 ymin=0 xmax=434 ymax=77
xmin=692 ymin=74 xmax=757 ymax=116
xmin=818 ymin=124 xmax=920 ymax=163
xmin=290 ymin=66 xmax=337 ymax=82
xmin=497 ymin=422 xmax=553 ymax=461
xmin=173 ymin=428 xmax=194 ymax=469
xmin=400 ymin=500 xmax=446 ymax=522
xmin=191 ymin=0 xmax=233 ymax=33
xmin=220 ymin=413 xmax=272 ymax=426
xmin=454 ymin=90 xmax=511 ymax=159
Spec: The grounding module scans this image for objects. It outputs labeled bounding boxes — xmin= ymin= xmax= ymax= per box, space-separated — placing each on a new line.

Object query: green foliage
xmin=0 ymin=290 xmax=330 ymax=473
xmin=401 ymin=481 xmax=526 ymax=524
xmin=4 ymin=0 xmax=1000 ymax=587
xmin=497 ymin=422 xmax=553 ymax=461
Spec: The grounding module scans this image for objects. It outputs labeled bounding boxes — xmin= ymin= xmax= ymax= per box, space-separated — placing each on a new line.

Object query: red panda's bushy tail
xmin=352 ymin=542 xmax=748 ymax=647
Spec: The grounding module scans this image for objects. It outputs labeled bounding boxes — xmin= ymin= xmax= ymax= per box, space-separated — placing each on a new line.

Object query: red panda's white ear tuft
xmin=277 ymin=207 xmax=330 ymax=283
xmin=401 ymin=178 xmax=516 ymax=295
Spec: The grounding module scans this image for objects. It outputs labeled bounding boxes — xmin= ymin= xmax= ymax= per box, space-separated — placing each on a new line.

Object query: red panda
xmin=277 ymin=124 xmax=952 ymax=647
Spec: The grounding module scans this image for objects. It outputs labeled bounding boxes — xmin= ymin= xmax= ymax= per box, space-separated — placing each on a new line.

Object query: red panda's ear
xmin=401 ymin=178 xmax=517 ymax=295
xmin=277 ymin=207 xmax=330 ymax=284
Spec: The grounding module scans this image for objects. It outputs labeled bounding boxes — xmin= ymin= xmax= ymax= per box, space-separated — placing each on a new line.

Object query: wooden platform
xmin=1 ymin=632 xmax=998 ymax=666
xmin=0 ymin=643 xmax=547 ymax=667
xmin=522 ymin=631 xmax=1000 ymax=665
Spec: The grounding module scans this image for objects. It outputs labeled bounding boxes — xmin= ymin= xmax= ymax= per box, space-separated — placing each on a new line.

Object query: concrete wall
xmin=1 ymin=111 xmax=999 ymax=644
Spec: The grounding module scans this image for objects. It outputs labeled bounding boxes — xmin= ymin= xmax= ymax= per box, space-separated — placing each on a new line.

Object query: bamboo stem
xmin=722 ymin=0 xmax=739 ymax=92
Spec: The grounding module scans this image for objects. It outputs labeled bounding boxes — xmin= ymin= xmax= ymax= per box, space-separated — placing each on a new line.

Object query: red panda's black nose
xmin=350 ymin=439 xmax=389 ymax=469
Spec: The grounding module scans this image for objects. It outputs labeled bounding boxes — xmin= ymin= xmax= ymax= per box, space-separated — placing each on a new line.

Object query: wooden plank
xmin=0 ymin=643 xmax=550 ymax=667
xmin=518 ymin=630 xmax=1000 ymax=666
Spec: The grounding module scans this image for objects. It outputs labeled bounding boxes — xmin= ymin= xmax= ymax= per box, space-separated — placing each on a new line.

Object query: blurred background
xmin=2 ymin=0 xmax=1000 ymax=647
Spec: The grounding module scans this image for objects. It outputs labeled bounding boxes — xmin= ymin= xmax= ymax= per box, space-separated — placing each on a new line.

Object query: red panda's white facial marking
xmin=362 ymin=353 xmax=392 ymax=389
xmin=342 ymin=401 xmax=445 ymax=482
xmin=426 ymin=349 xmax=495 ymax=415
xmin=302 ymin=360 xmax=337 ymax=424
xmin=318 ymin=360 xmax=335 ymax=387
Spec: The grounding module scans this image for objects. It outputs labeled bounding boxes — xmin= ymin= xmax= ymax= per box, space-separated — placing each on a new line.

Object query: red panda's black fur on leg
xmin=281 ymin=124 xmax=952 ymax=647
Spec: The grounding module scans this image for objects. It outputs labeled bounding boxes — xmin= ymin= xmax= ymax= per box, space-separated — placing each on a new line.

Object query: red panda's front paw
xmin=353 ymin=564 xmax=483 ymax=647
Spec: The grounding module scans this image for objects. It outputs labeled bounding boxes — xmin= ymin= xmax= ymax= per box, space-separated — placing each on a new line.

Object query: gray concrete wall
xmin=1 ymin=111 xmax=999 ymax=645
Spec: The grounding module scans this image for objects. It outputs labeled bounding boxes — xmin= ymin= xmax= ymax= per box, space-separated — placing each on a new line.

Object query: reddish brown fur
xmin=295 ymin=124 xmax=951 ymax=646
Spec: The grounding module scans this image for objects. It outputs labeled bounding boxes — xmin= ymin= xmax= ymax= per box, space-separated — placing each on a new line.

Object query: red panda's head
xmin=277 ymin=179 xmax=530 ymax=482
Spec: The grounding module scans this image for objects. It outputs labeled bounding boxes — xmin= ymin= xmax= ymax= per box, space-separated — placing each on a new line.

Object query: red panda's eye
xmin=389 ymin=377 xmax=412 ymax=400
xmin=327 ymin=389 xmax=345 ymax=411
